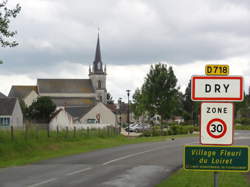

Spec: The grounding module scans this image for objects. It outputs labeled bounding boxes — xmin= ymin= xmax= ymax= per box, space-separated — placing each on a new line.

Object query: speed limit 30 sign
xmin=200 ymin=102 xmax=234 ymax=145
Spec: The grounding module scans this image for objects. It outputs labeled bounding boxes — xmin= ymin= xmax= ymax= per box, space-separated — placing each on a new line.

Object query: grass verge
xmin=157 ymin=151 xmax=250 ymax=187
xmin=156 ymin=169 xmax=250 ymax=187
xmin=0 ymin=133 xmax=194 ymax=168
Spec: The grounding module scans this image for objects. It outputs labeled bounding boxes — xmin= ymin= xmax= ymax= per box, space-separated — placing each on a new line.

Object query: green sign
xmin=184 ymin=145 xmax=249 ymax=172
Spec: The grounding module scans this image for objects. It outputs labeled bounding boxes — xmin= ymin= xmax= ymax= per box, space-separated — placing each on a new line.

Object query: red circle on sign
xmin=206 ymin=118 xmax=227 ymax=138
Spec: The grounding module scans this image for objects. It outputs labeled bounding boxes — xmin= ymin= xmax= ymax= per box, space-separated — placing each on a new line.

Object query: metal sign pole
xmin=214 ymin=172 xmax=219 ymax=187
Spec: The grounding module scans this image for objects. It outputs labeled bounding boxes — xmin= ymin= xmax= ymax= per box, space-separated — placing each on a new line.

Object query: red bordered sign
xmin=191 ymin=76 xmax=243 ymax=101
xmin=200 ymin=102 xmax=234 ymax=145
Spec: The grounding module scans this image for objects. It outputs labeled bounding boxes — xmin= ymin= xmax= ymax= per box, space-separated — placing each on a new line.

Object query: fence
xmin=0 ymin=123 xmax=121 ymax=141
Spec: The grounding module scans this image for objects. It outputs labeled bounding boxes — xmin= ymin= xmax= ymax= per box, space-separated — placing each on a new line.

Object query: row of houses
xmin=0 ymin=91 xmax=131 ymax=130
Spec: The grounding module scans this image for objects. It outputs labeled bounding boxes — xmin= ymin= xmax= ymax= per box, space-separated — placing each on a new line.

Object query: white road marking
xmin=235 ymin=137 xmax=250 ymax=140
xmin=185 ymin=141 xmax=198 ymax=145
xmin=102 ymin=145 xmax=177 ymax=166
xmin=28 ymin=178 xmax=56 ymax=187
xmin=66 ymin=167 xmax=92 ymax=176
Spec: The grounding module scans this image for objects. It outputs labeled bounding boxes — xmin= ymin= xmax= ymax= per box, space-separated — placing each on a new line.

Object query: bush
xmin=140 ymin=125 xmax=195 ymax=137
xmin=235 ymin=118 xmax=250 ymax=125
xmin=235 ymin=125 xmax=250 ymax=130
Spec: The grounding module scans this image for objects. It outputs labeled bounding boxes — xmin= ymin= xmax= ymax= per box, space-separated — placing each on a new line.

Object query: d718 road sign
xmin=200 ymin=102 xmax=234 ymax=145
xmin=205 ymin=64 xmax=229 ymax=76
xmin=191 ymin=76 xmax=243 ymax=101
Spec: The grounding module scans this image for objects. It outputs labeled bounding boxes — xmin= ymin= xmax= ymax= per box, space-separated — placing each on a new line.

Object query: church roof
xmin=8 ymin=86 xmax=38 ymax=99
xmin=65 ymin=105 xmax=95 ymax=119
xmin=0 ymin=98 xmax=17 ymax=115
xmin=0 ymin=92 xmax=7 ymax=98
xmin=37 ymin=79 xmax=94 ymax=94
xmin=92 ymin=33 xmax=105 ymax=74
xmin=51 ymin=97 xmax=95 ymax=107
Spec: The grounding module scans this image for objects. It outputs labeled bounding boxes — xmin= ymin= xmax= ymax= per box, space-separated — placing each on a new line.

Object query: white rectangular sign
xmin=191 ymin=76 xmax=243 ymax=101
xmin=200 ymin=102 xmax=234 ymax=145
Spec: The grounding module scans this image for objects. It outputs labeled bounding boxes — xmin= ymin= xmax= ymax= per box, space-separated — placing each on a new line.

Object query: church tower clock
xmin=89 ymin=33 xmax=107 ymax=104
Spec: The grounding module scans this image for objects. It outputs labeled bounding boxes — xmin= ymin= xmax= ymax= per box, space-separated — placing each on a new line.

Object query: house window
xmin=0 ymin=117 xmax=10 ymax=127
xmin=87 ymin=119 xmax=96 ymax=124
xmin=98 ymin=80 xmax=101 ymax=89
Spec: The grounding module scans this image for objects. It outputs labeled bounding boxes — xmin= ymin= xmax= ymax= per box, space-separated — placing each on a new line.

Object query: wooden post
xmin=66 ymin=126 xmax=68 ymax=138
xmin=11 ymin=126 xmax=14 ymax=141
xmin=97 ymin=128 xmax=100 ymax=137
xmin=74 ymin=126 xmax=76 ymax=138
xmin=56 ymin=125 xmax=59 ymax=136
xmin=25 ymin=124 xmax=28 ymax=140
xmin=47 ymin=125 xmax=50 ymax=138
xmin=36 ymin=125 xmax=39 ymax=139
xmin=87 ymin=127 xmax=90 ymax=136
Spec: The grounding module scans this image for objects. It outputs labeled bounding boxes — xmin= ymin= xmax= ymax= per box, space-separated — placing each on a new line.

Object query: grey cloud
xmin=1 ymin=0 xmax=250 ymax=74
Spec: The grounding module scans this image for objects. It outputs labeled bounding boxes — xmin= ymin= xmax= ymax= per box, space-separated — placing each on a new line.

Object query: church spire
xmin=93 ymin=31 xmax=104 ymax=74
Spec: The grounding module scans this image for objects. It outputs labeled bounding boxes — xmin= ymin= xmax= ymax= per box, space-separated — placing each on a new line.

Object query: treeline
xmin=131 ymin=63 xmax=250 ymax=125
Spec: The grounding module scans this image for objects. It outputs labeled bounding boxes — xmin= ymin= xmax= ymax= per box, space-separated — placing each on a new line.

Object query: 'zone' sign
xmin=200 ymin=102 xmax=234 ymax=145
xmin=191 ymin=76 xmax=243 ymax=101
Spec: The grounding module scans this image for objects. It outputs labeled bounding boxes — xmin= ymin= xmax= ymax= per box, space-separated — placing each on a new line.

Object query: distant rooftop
xmin=8 ymin=85 xmax=37 ymax=98
xmin=37 ymin=79 xmax=94 ymax=94
xmin=0 ymin=98 xmax=17 ymax=115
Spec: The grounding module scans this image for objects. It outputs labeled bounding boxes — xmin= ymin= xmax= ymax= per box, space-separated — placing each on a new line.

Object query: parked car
xmin=126 ymin=123 xmax=151 ymax=133
xmin=125 ymin=123 xmax=137 ymax=132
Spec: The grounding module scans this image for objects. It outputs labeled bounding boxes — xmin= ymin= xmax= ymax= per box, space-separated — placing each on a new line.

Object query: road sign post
xmin=185 ymin=64 xmax=247 ymax=187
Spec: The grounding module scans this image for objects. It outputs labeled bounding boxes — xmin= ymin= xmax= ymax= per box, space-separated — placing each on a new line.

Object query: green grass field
xmin=156 ymin=169 xmax=250 ymax=187
xmin=0 ymin=127 xmax=195 ymax=168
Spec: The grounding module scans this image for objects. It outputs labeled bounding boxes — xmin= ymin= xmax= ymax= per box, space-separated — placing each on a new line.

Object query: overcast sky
xmin=1 ymin=0 xmax=250 ymax=101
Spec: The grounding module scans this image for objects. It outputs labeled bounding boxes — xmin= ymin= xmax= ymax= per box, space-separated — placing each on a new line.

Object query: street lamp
xmin=118 ymin=98 xmax=122 ymax=130
xmin=126 ymin=90 xmax=130 ymax=136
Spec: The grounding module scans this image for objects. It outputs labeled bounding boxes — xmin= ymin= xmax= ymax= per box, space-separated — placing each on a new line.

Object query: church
xmin=9 ymin=34 xmax=108 ymax=108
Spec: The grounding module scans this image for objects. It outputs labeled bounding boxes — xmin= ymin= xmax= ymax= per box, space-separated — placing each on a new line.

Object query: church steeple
xmin=89 ymin=31 xmax=107 ymax=104
xmin=92 ymin=33 xmax=104 ymax=74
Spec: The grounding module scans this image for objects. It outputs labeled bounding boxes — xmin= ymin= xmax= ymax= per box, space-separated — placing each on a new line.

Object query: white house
xmin=0 ymin=98 xmax=23 ymax=129
xmin=79 ymin=102 xmax=116 ymax=126
xmin=49 ymin=102 xmax=116 ymax=131
xmin=8 ymin=86 xmax=38 ymax=107
xmin=49 ymin=108 xmax=74 ymax=131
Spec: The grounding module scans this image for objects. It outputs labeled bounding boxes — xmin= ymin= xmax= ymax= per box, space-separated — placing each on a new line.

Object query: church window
xmin=98 ymin=62 xmax=101 ymax=70
xmin=98 ymin=80 xmax=101 ymax=89
xmin=87 ymin=119 xmax=96 ymax=124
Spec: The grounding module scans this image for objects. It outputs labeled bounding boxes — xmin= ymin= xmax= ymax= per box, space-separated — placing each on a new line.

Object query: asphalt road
xmin=0 ymin=131 xmax=249 ymax=187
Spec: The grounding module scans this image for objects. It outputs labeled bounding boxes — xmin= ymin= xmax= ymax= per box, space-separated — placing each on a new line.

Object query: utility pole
xmin=126 ymin=90 xmax=130 ymax=136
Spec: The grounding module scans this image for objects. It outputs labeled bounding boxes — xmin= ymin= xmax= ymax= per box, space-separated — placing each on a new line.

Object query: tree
xmin=131 ymin=88 xmax=145 ymax=120
xmin=235 ymin=92 xmax=250 ymax=119
xmin=28 ymin=97 xmax=56 ymax=123
xmin=106 ymin=92 xmax=114 ymax=104
xmin=0 ymin=0 xmax=21 ymax=47
xmin=182 ymin=80 xmax=199 ymax=124
xmin=141 ymin=63 xmax=180 ymax=123
xmin=18 ymin=98 xmax=29 ymax=119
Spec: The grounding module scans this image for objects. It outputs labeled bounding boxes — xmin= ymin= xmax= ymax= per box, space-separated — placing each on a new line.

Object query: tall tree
xmin=106 ymin=92 xmax=114 ymax=104
xmin=235 ymin=92 xmax=250 ymax=119
xmin=183 ymin=80 xmax=199 ymax=124
xmin=131 ymin=88 xmax=145 ymax=119
xmin=28 ymin=97 xmax=56 ymax=123
xmin=142 ymin=63 xmax=179 ymax=122
xmin=0 ymin=0 xmax=21 ymax=47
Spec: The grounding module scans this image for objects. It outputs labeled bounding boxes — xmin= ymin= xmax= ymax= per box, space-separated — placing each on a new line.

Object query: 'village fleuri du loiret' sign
xmin=184 ymin=145 xmax=249 ymax=172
